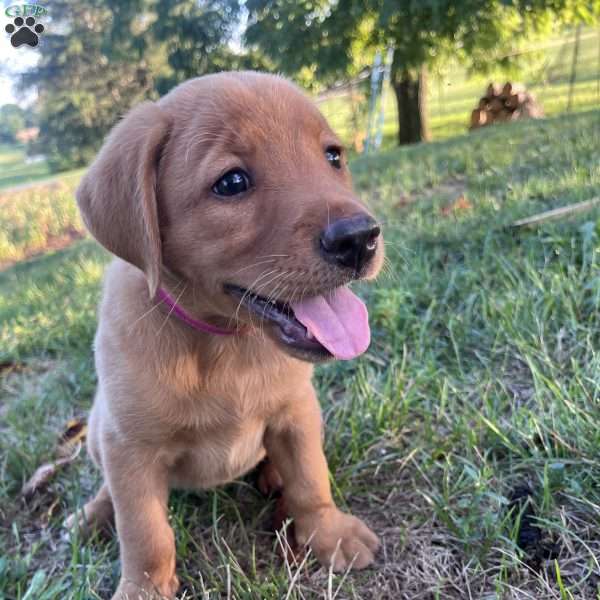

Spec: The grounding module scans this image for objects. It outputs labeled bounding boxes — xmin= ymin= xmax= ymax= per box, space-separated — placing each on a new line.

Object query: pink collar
xmin=156 ymin=288 xmax=235 ymax=336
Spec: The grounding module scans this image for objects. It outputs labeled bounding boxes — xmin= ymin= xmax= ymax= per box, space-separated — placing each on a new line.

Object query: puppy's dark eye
xmin=212 ymin=169 xmax=251 ymax=197
xmin=325 ymin=147 xmax=342 ymax=169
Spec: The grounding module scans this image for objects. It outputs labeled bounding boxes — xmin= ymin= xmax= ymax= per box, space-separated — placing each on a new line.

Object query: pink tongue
xmin=290 ymin=287 xmax=371 ymax=360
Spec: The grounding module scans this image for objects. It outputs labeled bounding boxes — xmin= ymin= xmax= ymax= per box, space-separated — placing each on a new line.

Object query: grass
xmin=1 ymin=107 xmax=600 ymax=598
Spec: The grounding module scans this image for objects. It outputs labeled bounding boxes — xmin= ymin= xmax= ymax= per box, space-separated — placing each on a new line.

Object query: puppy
xmin=70 ymin=71 xmax=384 ymax=599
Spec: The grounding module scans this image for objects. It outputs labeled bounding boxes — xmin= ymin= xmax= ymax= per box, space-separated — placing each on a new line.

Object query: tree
xmin=19 ymin=0 xmax=159 ymax=170
xmin=151 ymin=0 xmax=251 ymax=94
xmin=245 ymin=0 xmax=599 ymax=145
xmin=0 ymin=104 xmax=26 ymax=144
xmin=18 ymin=0 xmax=258 ymax=171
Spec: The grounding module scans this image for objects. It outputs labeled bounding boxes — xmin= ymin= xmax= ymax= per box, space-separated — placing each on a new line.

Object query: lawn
xmin=1 ymin=108 xmax=600 ymax=599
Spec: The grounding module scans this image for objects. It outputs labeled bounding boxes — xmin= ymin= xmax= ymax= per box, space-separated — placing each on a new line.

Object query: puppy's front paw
xmin=112 ymin=575 xmax=179 ymax=600
xmin=295 ymin=507 xmax=379 ymax=571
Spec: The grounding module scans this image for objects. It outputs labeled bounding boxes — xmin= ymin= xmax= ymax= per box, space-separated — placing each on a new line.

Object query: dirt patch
xmin=393 ymin=176 xmax=468 ymax=211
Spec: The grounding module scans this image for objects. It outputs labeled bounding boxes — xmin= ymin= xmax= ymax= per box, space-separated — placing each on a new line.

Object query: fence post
xmin=567 ymin=24 xmax=582 ymax=112
xmin=597 ymin=27 xmax=600 ymax=102
xmin=364 ymin=51 xmax=382 ymax=154
xmin=374 ymin=46 xmax=394 ymax=150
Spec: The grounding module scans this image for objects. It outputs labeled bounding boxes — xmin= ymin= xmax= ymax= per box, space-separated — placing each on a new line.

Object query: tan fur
xmin=69 ymin=72 xmax=384 ymax=599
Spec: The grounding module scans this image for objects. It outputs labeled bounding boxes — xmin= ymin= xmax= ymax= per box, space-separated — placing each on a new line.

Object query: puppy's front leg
xmin=104 ymin=444 xmax=178 ymax=600
xmin=265 ymin=386 xmax=380 ymax=571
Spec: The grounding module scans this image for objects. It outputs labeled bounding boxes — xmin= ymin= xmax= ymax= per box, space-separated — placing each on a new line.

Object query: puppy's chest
xmin=161 ymin=345 xmax=307 ymax=489
xmin=169 ymin=416 xmax=267 ymax=489
xmin=167 ymin=372 xmax=281 ymax=489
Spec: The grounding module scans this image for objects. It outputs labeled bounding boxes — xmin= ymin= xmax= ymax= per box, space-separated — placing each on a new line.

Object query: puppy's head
xmin=77 ymin=72 xmax=383 ymax=362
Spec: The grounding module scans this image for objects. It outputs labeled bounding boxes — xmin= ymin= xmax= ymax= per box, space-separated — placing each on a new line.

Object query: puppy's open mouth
xmin=224 ymin=284 xmax=371 ymax=362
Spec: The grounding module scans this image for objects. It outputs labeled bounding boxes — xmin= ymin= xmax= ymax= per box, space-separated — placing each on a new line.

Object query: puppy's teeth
xmin=306 ymin=330 xmax=314 ymax=340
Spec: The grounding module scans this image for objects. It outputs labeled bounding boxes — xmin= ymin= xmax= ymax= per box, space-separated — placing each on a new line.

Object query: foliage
xmin=19 ymin=0 xmax=264 ymax=172
xmin=19 ymin=0 xmax=159 ymax=171
xmin=245 ymin=0 xmax=363 ymax=89
xmin=245 ymin=0 xmax=599 ymax=142
xmin=247 ymin=0 xmax=598 ymax=79
xmin=151 ymin=0 xmax=251 ymax=93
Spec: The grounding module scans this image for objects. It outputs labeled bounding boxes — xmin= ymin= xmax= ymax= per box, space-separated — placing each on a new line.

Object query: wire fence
xmin=315 ymin=27 xmax=600 ymax=152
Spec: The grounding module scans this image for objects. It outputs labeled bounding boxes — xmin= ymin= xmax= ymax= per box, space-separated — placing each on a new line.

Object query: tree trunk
xmin=392 ymin=65 xmax=430 ymax=145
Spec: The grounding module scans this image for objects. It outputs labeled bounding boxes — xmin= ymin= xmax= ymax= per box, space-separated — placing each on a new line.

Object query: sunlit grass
xmin=0 ymin=173 xmax=86 ymax=266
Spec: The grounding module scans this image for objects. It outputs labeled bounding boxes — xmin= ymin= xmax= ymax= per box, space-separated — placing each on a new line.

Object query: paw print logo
xmin=5 ymin=16 xmax=44 ymax=48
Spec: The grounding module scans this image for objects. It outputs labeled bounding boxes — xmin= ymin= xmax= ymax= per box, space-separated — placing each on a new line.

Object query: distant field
xmin=0 ymin=144 xmax=52 ymax=190
xmin=1 ymin=108 xmax=599 ymax=599
xmin=318 ymin=27 xmax=600 ymax=148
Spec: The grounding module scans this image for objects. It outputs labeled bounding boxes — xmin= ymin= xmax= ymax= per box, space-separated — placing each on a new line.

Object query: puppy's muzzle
xmin=319 ymin=213 xmax=380 ymax=274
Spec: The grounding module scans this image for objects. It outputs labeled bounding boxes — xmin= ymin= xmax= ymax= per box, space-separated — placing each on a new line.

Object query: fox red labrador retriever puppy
xmin=70 ymin=71 xmax=384 ymax=599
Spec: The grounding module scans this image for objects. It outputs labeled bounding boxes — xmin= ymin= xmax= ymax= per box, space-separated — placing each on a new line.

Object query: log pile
xmin=469 ymin=82 xmax=544 ymax=130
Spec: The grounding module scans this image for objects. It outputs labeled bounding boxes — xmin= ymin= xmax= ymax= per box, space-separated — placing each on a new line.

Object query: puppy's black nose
xmin=320 ymin=214 xmax=380 ymax=272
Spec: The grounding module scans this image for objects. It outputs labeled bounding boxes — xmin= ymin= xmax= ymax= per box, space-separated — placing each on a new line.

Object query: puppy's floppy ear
xmin=77 ymin=102 xmax=171 ymax=297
